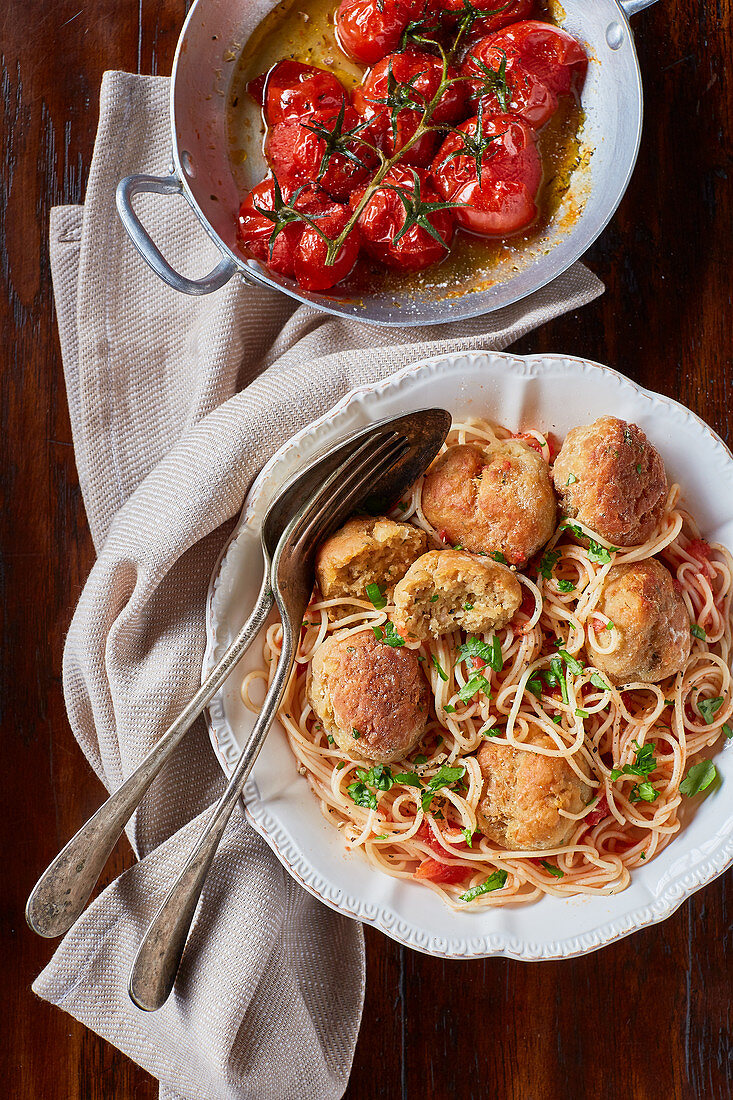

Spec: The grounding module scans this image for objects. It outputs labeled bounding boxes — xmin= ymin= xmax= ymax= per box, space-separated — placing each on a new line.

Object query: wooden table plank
xmin=2 ymin=0 xmax=731 ymax=1097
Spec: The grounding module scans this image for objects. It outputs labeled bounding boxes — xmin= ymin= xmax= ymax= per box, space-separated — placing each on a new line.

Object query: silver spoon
xmin=127 ymin=426 xmax=419 ymax=1010
xmin=26 ymin=409 xmax=451 ymax=939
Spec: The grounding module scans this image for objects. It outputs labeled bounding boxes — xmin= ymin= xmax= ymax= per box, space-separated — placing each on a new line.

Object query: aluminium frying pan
xmin=116 ymin=0 xmax=659 ymax=326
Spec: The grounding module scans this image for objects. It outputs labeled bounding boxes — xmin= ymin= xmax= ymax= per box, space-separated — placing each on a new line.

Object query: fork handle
xmin=25 ymin=576 xmax=274 ymax=939
xmin=128 ymin=620 xmax=297 ymax=1011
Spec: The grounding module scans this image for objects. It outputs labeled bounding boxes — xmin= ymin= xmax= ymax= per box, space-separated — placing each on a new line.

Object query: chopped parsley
xmin=336 ymin=761 xmax=345 ymax=771
xmin=561 ymin=522 xmax=614 ymax=564
xmin=691 ymin=623 xmax=706 ymax=640
xmin=540 ymin=860 xmax=564 ymax=878
xmin=610 ymin=740 xmax=657 ymax=781
xmin=457 ymin=673 xmax=491 ymax=703
xmin=374 ymin=621 xmax=405 ymax=647
xmin=697 ymin=695 xmax=724 ymax=724
xmin=430 ymin=593 xmax=439 ymax=602
xmin=327 ymin=735 xmax=335 ymax=745
xmin=352 ymin=728 xmax=361 ymax=739
xmin=539 ymin=548 xmax=561 ymax=580
xmin=356 ymin=764 xmax=393 ymax=790
xmin=557 ymin=578 xmax=575 ymax=592
xmin=457 ymin=634 xmax=502 ymax=671
xmin=463 ymin=828 xmax=473 ymax=847
xmin=432 ymin=654 xmax=448 ymax=681
xmin=489 ymin=551 xmax=507 ymax=564
xmin=680 ymin=759 xmax=717 ymax=796
xmin=575 ymin=708 xmax=589 ymax=719
xmin=414 ymin=753 xmax=428 ymax=765
xmin=526 ymin=674 xmax=542 ymax=698
xmin=463 ymin=602 xmax=474 ymax=611
xmin=394 ymin=770 xmax=422 ymax=789
xmin=347 ymin=782 xmax=377 ymax=809
xmin=444 ymin=703 xmax=456 ymax=713
xmin=421 ymin=764 xmax=465 ymax=812
xmin=723 ymin=724 xmax=733 ymax=740
xmin=558 ymin=648 xmax=584 ymax=675
xmin=550 ymin=656 xmax=568 ymax=704
xmin=365 ymin=583 xmax=387 ymax=609
xmin=629 ymin=781 xmax=659 ymax=804
xmin=590 ymin=672 xmax=610 ymax=691
xmin=459 ymin=870 xmax=508 ymax=902
xmin=636 ymin=463 xmax=642 ymax=474
xmin=565 ymin=474 xmax=578 ymax=486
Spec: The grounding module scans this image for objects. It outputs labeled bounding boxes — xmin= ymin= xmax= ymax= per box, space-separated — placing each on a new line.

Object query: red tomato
xmin=237 ymin=177 xmax=323 ymax=277
xmin=687 ymin=538 xmax=714 ymax=578
xmin=263 ymin=59 xmax=347 ymax=127
xmin=265 ymin=104 xmax=377 ymax=201
xmin=436 ymin=0 xmax=535 ymax=35
xmin=431 ymin=114 xmax=541 ymax=235
xmin=462 ymin=36 xmax=558 ymax=129
xmin=414 ymin=857 xmax=467 ymax=884
xmin=515 ymin=431 xmax=544 ymax=454
xmin=336 ymin=0 xmax=429 ymax=66
xmin=584 ymin=794 xmax=609 ymax=829
xmin=353 ymin=50 xmax=468 ymax=167
xmin=351 ymin=165 xmax=454 ymax=271
xmin=416 ymin=820 xmax=445 ymax=854
xmin=294 ymin=204 xmax=361 ymax=290
xmin=483 ymin=21 xmax=588 ymax=99
xmin=238 ymin=177 xmax=359 ymax=291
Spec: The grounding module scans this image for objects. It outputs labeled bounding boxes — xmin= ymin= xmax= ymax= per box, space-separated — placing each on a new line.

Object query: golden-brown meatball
xmin=552 ymin=417 xmax=668 ymax=547
xmin=476 ymin=736 xmax=591 ymax=851
xmin=392 ymin=549 xmax=522 ymax=640
xmin=421 ymin=440 xmax=556 ymax=565
xmin=588 ymin=558 xmax=691 ymax=685
xmin=315 ymin=515 xmax=427 ymax=602
xmin=307 ymin=630 xmax=430 ymax=763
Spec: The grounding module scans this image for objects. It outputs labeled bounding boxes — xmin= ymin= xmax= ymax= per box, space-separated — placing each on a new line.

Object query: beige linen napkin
xmin=34 ymin=71 xmax=603 ymax=1100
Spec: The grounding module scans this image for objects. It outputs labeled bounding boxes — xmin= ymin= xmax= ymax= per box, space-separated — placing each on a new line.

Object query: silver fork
xmin=25 ymin=409 xmax=450 ymax=941
xmin=127 ymin=429 xmax=410 ymax=1010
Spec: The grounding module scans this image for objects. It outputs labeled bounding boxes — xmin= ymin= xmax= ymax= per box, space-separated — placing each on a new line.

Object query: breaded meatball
xmin=589 ymin=558 xmax=691 ymax=685
xmin=307 ymin=630 xmax=430 ymax=762
xmin=552 ymin=416 xmax=667 ymax=546
xmin=392 ymin=549 xmax=522 ymax=640
xmin=476 ymin=736 xmax=591 ymax=851
xmin=315 ymin=515 xmax=427 ymax=602
xmin=421 ymin=440 xmax=556 ymax=565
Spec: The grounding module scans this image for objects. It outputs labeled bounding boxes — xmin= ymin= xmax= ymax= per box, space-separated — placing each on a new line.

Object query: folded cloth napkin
xmin=33 ymin=70 xmax=603 ymax=1100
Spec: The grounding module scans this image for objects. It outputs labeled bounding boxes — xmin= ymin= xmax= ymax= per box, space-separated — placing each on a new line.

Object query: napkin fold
xmin=34 ymin=70 xmax=603 ymax=1100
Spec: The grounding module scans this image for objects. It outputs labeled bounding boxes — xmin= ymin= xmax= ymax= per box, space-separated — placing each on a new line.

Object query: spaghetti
xmin=241 ymin=418 xmax=733 ymax=908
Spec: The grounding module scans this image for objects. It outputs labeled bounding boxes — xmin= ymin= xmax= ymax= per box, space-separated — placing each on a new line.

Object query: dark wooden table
xmin=3 ymin=1 xmax=732 ymax=1097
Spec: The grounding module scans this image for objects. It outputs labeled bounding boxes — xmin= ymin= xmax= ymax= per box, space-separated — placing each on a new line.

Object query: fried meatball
xmin=552 ymin=416 xmax=668 ymax=547
xmin=589 ymin=558 xmax=691 ymax=685
xmin=392 ymin=549 xmax=522 ymax=640
xmin=307 ymin=630 xmax=430 ymax=762
xmin=421 ymin=440 xmax=556 ymax=565
xmin=476 ymin=736 xmax=591 ymax=851
xmin=315 ymin=515 xmax=427 ymax=602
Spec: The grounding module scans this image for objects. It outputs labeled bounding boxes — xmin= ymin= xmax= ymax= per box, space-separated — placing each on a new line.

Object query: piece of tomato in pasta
xmin=413 ymin=858 xmax=468 ymax=884
xmin=583 ymin=794 xmax=609 ymax=829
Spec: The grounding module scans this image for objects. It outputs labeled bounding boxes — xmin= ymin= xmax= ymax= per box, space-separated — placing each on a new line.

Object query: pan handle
xmin=116 ymin=174 xmax=237 ymax=296
xmin=618 ymin=0 xmax=658 ymax=15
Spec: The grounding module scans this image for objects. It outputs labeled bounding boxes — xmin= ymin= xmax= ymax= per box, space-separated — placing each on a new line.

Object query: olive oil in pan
xmin=227 ymin=0 xmax=588 ymax=299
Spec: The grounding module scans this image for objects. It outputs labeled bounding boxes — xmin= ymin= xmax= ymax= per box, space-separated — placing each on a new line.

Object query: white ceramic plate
xmin=203 ymin=351 xmax=733 ymax=959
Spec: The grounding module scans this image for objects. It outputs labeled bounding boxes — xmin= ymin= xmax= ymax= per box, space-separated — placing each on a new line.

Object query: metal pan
xmin=117 ymin=0 xmax=658 ymax=325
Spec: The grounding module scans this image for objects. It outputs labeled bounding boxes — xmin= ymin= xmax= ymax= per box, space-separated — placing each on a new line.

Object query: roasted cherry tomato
xmin=351 ymin=165 xmax=454 ymax=271
xmin=413 ymin=857 xmax=467 ymax=884
xmin=336 ymin=0 xmax=429 ymax=66
xmin=432 ymin=113 xmax=542 ymax=235
xmin=265 ymin=103 xmax=377 ymax=201
xmin=238 ymin=177 xmax=359 ymax=291
xmin=263 ymin=59 xmax=348 ymax=127
xmin=237 ymin=177 xmax=321 ymax=276
xmin=294 ymin=205 xmax=361 ymax=290
xmin=353 ymin=50 xmax=468 ymax=166
xmin=483 ymin=20 xmax=588 ymax=98
xmin=436 ymin=0 xmax=535 ymax=37
xmin=462 ymin=35 xmax=558 ymax=129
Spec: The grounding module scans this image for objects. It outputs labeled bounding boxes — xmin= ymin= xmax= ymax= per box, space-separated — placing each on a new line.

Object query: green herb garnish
xmin=459 ymin=869 xmax=508 ymax=902
xmin=680 ymin=759 xmax=717 ymax=796
xmin=421 ymin=765 xmax=465 ymax=812
xmin=697 ymin=696 xmax=724 ymax=724
xmin=540 ymin=860 xmax=564 ymax=878
xmin=365 ymin=582 xmax=387 ymax=610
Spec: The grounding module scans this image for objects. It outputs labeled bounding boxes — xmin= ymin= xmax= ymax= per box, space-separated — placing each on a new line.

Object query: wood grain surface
xmin=2 ymin=1 xmax=731 ymax=1097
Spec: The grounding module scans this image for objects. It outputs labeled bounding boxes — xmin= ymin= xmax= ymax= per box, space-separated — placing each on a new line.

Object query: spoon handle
xmin=25 ymin=576 xmax=274 ymax=939
xmin=128 ymin=619 xmax=298 ymax=1011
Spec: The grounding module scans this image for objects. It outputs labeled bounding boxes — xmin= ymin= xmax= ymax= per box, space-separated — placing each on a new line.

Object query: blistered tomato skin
xmin=351 ymin=165 xmax=454 ymax=272
xmin=237 ymin=177 xmax=326 ymax=277
xmin=353 ymin=50 xmax=468 ymax=167
xmin=483 ymin=20 xmax=588 ymax=98
xmin=264 ymin=104 xmax=377 ymax=201
xmin=294 ymin=205 xmax=361 ymax=290
xmin=435 ymin=0 xmax=535 ymax=34
xmin=431 ymin=115 xmax=542 ymax=236
xmin=336 ymin=0 xmax=428 ymax=66
xmin=462 ymin=37 xmax=559 ymax=129
xmin=263 ymin=59 xmax=348 ymax=126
